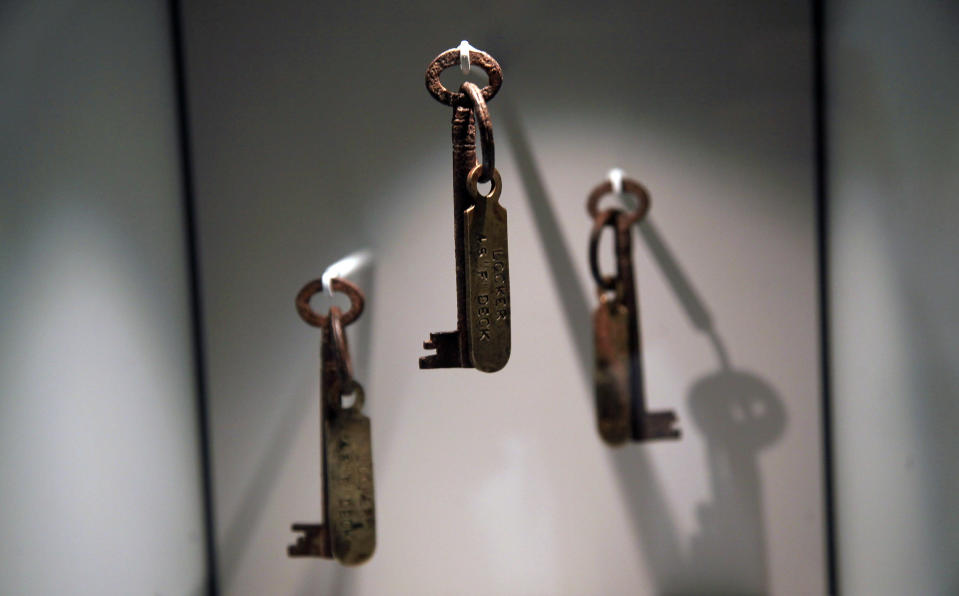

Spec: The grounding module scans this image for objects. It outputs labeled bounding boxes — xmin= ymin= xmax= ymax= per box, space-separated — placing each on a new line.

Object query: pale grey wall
xmin=827 ymin=1 xmax=959 ymax=594
xmin=182 ymin=1 xmax=825 ymax=594
xmin=0 ymin=2 xmax=207 ymax=594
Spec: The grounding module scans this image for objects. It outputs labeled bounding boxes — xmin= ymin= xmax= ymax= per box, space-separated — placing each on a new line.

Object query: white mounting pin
xmin=458 ymin=40 xmax=475 ymax=75
xmin=321 ymin=249 xmax=373 ymax=296
xmin=608 ymin=167 xmax=625 ymax=196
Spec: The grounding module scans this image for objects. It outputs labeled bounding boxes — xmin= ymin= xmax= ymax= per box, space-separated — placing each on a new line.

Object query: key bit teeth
xmin=638 ymin=411 xmax=681 ymax=441
xmin=419 ymin=330 xmax=465 ymax=368
xmin=288 ymin=523 xmax=331 ymax=558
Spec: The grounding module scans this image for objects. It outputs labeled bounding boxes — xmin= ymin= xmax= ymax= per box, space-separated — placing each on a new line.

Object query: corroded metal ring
xmin=425 ymin=48 xmax=503 ymax=106
xmin=329 ymin=306 xmax=354 ymax=385
xmin=588 ymin=208 xmax=624 ymax=291
xmin=341 ymin=380 xmax=365 ymax=411
xmin=586 ymin=177 xmax=651 ymax=226
xmin=296 ymin=277 xmax=364 ymax=328
xmin=461 ymin=81 xmax=495 ymax=183
xmin=467 ymin=164 xmax=502 ymax=202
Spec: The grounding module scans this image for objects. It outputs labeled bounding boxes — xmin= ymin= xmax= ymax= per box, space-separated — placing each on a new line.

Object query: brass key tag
xmin=464 ymin=165 xmax=510 ymax=372
xmin=593 ymin=298 xmax=632 ymax=445
xmin=324 ymin=382 xmax=375 ymax=565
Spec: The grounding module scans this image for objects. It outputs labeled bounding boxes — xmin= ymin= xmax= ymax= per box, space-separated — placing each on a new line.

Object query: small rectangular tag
xmin=594 ymin=302 xmax=632 ymax=445
xmin=464 ymin=198 xmax=510 ymax=372
xmin=325 ymin=409 xmax=375 ymax=565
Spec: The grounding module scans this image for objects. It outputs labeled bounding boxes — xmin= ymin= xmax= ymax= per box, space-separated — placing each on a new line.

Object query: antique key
xmin=420 ymin=45 xmax=510 ymax=373
xmin=288 ymin=277 xmax=375 ymax=565
xmin=588 ymin=176 xmax=681 ymax=445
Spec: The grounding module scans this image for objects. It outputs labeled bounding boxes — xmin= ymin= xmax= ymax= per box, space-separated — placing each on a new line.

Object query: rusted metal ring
xmin=461 ymin=81 xmax=495 ymax=183
xmin=467 ymin=164 xmax=502 ymax=202
xmin=329 ymin=306 xmax=354 ymax=386
xmin=586 ymin=177 xmax=651 ymax=226
xmin=425 ymin=48 xmax=503 ymax=106
xmin=589 ymin=208 xmax=623 ymax=291
xmin=295 ymin=277 xmax=364 ymax=328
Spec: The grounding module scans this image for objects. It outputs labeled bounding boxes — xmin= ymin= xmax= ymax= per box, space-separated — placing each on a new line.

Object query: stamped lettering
xmin=464 ymin=194 xmax=511 ymax=372
xmin=325 ymin=410 xmax=375 ymax=564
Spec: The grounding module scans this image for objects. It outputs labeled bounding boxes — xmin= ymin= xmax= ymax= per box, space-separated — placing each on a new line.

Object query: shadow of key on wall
xmin=686 ymin=331 xmax=786 ymax=592
xmin=503 ymin=98 xmax=787 ymax=594
xmin=640 ymin=221 xmax=788 ymax=592
xmin=687 ymin=367 xmax=786 ymax=590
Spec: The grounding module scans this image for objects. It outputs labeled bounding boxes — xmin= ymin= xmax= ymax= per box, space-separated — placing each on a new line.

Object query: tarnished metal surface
xmin=324 ymin=381 xmax=374 ymax=565
xmin=461 ymin=82 xmax=495 ymax=183
xmin=586 ymin=178 xmax=651 ymax=227
xmin=295 ymin=277 xmax=364 ymax=328
xmin=425 ymin=48 xmax=502 ymax=106
xmin=288 ymin=278 xmax=375 ymax=565
xmin=588 ymin=179 xmax=680 ymax=445
xmin=420 ymin=47 xmax=510 ymax=373
xmin=329 ymin=309 xmax=354 ymax=387
xmin=593 ymin=297 xmax=632 ymax=444
xmin=464 ymin=165 xmax=510 ymax=372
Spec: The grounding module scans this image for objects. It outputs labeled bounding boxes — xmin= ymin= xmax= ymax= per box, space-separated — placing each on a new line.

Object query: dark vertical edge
xmin=812 ymin=0 xmax=838 ymax=593
xmin=167 ymin=1 xmax=220 ymax=594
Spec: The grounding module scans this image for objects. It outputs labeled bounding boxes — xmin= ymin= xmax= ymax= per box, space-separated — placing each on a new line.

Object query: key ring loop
xmin=340 ymin=379 xmax=365 ymax=411
xmin=329 ymin=306 xmax=354 ymax=386
xmin=425 ymin=47 xmax=503 ymax=107
xmin=326 ymin=377 xmax=365 ymax=413
xmin=467 ymin=163 xmax=502 ymax=202
xmin=586 ymin=177 xmax=651 ymax=226
xmin=589 ymin=208 xmax=624 ymax=292
xmin=296 ymin=277 xmax=365 ymax=328
xmin=461 ymin=81 xmax=495 ymax=183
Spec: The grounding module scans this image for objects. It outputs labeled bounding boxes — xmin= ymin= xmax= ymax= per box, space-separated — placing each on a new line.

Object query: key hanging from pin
xmin=587 ymin=174 xmax=681 ymax=446
xmin=420 ymin=43 xmax=510 ymax=373
xmin=288 ymin=277 xmax=375 ymax=565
